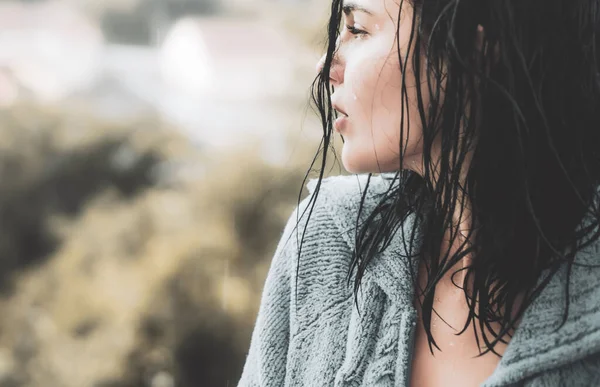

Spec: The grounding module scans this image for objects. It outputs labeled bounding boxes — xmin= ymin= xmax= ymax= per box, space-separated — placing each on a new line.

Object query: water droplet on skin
xmin=353 ymin=94 xmax=357 ymax=100
xmin=375 ymin=24 xmax=380 ymax=30
xmin=449 ymin=341 xmax=455 ymax=347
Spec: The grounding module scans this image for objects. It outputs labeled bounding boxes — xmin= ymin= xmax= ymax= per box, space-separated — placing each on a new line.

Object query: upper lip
xmin=332 ymin=103 xmax=348 ymax=117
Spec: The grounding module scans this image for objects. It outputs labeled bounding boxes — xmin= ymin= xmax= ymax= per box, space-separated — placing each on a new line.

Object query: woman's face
xmin=316 ymin=0 xmax=429 ymax=175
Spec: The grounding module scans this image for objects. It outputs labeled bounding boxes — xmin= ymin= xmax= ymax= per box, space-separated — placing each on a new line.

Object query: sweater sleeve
xmin=237 ymin=198 xmax=309 ymax=387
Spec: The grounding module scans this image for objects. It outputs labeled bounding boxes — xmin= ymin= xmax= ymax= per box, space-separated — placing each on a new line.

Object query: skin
xmin=315 ymin=0 xmax=426 ymax=176
xmin=315 ymin=0 xmax=472 ymax=293
xmin=314 ymin=0 xmax=523 ymax=371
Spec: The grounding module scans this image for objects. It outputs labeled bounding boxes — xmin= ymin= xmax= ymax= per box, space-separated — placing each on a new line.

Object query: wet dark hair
xmin=294 ymin=0 xmax=600 ymax=358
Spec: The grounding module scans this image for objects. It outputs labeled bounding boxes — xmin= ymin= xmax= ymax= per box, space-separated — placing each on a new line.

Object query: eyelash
xmin=345 ymin=24 xmax=367 ymax=36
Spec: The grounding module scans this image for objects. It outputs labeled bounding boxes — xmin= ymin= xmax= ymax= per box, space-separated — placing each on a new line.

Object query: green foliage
xmin=0 ymin=106 xmax=163 ymax=294
xmin=0 ymin=102 xmax=323 ymax=387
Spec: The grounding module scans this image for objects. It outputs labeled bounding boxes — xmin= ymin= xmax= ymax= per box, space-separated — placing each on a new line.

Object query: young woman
xmin=239 ymin=0 xmax=600 ymax=385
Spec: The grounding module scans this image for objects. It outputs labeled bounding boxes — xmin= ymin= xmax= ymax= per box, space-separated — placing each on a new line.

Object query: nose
xmin=315 ymin=53 xmax=344 ymax=86
xmin=315 ymin=39 xmax=344 ymax=86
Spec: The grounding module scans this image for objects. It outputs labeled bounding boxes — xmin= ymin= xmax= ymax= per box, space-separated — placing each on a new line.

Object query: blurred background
xmin=0 ymin=0 xmax=348 ymax=386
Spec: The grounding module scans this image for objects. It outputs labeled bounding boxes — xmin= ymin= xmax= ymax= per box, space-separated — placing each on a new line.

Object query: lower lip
xmin=334 ymin=116 xmax=348 ymax=132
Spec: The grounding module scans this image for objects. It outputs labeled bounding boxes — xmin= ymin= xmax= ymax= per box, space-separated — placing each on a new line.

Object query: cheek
xmin=374 ymin=57 xmax=404 ymax=125
xmin=345 ymin=52 xmax=403 ymax=126
xmin=345 ymin=55 xmax=383 ymax=108
xmin=353 ymin=53 xmax=424 ymax=157
xmin=366 ymin=56 xmax=405 ymax=148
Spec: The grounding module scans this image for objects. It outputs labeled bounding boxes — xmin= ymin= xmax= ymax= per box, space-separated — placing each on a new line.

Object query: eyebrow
xmin=342 ymin=1 xmax=374 ymax=16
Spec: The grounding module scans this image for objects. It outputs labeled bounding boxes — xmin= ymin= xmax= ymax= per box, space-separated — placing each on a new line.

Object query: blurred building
xmin=161 ymin=17 xmax=301 ymax=101
xmin=91 ymin=15 xmax=317 ymax=161
xmin=0 ymin=0 xmax=320 ymax=164
xmin=156 ymin=17 xmax=316 ymax=151
xmin=101 ymin=0 xmax=223 ymax=46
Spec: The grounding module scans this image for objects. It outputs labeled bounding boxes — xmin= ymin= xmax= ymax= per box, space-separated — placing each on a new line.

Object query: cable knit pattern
xmin=238 ymin=174 xmax=600 ymax=387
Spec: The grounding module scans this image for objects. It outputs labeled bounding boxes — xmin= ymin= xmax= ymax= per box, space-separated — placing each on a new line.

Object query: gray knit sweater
xmin=237 ymin=174 xmax=600 ymax=386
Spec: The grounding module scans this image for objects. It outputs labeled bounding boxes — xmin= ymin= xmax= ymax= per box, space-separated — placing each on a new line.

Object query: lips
xmin=333 ymin=106 xmax=348 ymax=132
xmin=334 ymin=115 xmax=347 ymax=131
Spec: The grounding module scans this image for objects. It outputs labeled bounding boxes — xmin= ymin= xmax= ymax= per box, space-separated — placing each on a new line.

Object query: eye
xmin=345 ymin=24 xmax=368 ymax=36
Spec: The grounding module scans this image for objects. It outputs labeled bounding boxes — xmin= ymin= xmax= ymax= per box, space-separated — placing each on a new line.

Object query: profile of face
xmin=316 ymin=0 xmax=430 ymax=175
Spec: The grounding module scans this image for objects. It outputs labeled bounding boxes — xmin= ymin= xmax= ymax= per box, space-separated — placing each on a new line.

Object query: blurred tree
xmin=0 ymin=120 xmax=163 ymax=294
xmin=175 ymin=319 xmax=243 ymax=387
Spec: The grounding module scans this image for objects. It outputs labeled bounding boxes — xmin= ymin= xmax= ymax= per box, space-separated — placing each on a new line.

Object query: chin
xmin=340 ymin=147 xmax=363 ymax=174
xmin=340 ymin=141 xmax=401 ymax=174
xmin=342 ymin=158 xmax=394 ymax=175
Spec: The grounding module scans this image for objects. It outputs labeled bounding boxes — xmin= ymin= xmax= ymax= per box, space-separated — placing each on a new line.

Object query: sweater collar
xmin=366 ymin=208 xmax=600 ymax=387
xmin=307 ymin=174 xmax=600 ymax=386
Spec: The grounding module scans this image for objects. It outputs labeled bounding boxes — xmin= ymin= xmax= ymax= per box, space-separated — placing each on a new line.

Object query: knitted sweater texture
xmin=238 ymin=174 xmax=600 ymax=386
